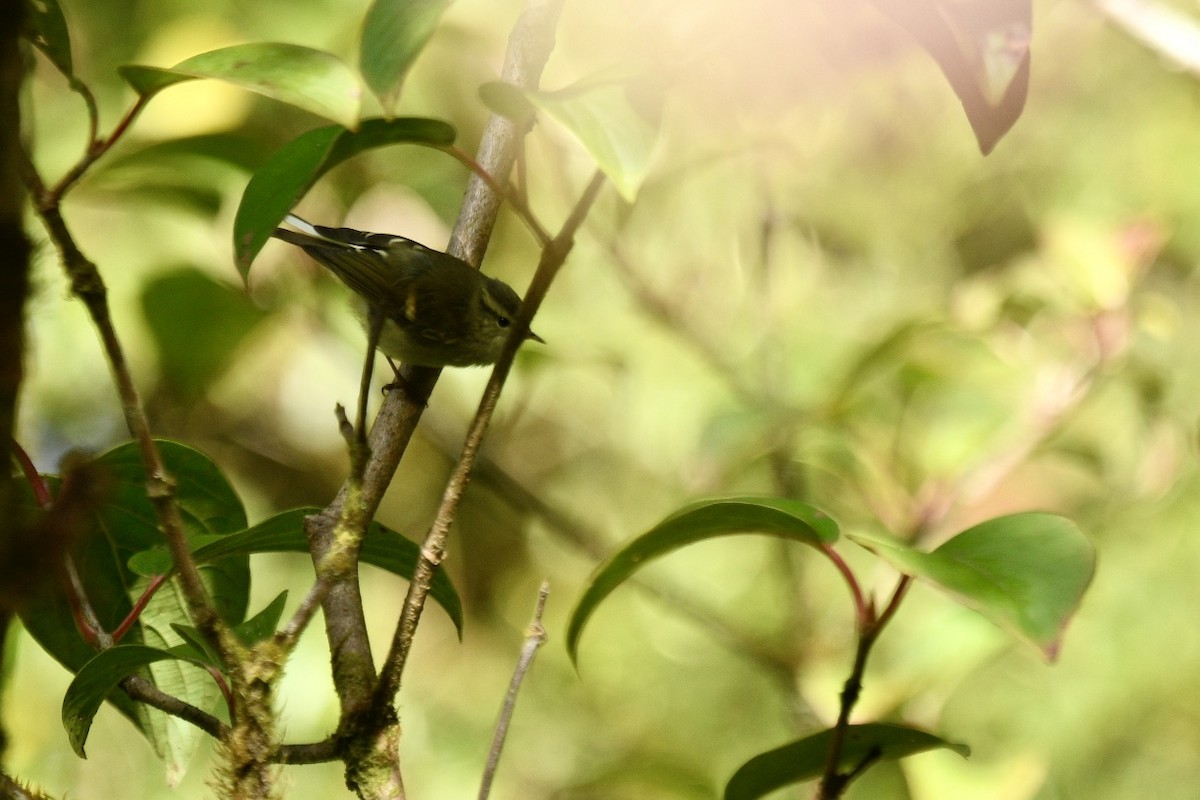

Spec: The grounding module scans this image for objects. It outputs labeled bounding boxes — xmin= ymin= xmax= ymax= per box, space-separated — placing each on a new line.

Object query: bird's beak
xmin=527 ymin=330 xmax=546 ymax=344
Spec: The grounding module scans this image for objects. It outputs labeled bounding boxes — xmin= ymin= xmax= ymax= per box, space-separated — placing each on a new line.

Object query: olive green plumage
xmin=272 ymin=215 xmax=540 ymax=367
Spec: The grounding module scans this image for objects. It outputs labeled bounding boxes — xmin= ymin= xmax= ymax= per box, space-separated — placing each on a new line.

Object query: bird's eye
xmin=497 ymin=316 xmax=511 ymax=328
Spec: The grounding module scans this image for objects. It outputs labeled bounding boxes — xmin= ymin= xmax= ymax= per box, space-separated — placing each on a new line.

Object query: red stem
xmin=112 ymin=573 xmax=169 ymax=643
xmin=821 ymin=543 xmax=869 ymax=626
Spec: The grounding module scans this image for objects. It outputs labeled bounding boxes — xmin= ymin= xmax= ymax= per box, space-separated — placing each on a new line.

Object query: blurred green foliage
xmin=9 ymin=0 xmax=1200 ymax=798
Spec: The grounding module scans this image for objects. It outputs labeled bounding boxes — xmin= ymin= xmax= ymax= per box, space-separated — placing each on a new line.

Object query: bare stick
xmin=478 ymin=581 xmax=550 ymax=800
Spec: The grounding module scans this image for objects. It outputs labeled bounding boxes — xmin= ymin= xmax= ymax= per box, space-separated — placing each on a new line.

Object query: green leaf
xmin=526 ymin=73 xmax=659 ymax=201
xmin=234 ymin=591 xmax=288 ymax=646
xmin=724 ymin=723 xmax=969 ymax=800
xmin=128 ymin=548 xmax=173 ymax=577
xmin=96 ymin=440 xmax=249 ymax=624
xmin=119 ymin=43 xmax=361 ymax=129
xmin=850 ymin=513 xmax=1095 ymax=659
xmin=169 ymin=623 xmax=221 ymax=666
xmin=20 ymin=441 xmax=249 ymax=681
xmin=478 ymin=81 xmax=536 ymax=126
xmin=192 ymin=508 xmax=464 ymax=635
xmin=25 ymin=0 xmax=74 ymax=76
xmin=360 ymin=0 xmax=449 ymax=112
xmin=566 ymin=497 xmax=838 ymax=662
xmin=141 ymin=267 xmax=268 ymax=401
xmin=62 ymin=645 xmax=209 ymax=758
xmin=168 ymin=591 xmax=287 ymax=668
xmin=18 ymin=439 xmax=248 ymax=778
xmin=233 ymin=116 xmax=456 ymax=275
xmin=84 ymin=135 xmax=270 ymax=215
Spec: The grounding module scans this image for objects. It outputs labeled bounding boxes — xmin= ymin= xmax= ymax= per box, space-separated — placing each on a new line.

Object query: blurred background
xmin=8 ymin=0 xmax=1200 ymax=797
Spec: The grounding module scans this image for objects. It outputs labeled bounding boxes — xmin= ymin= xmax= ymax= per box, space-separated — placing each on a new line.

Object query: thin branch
xmin=19 ymin=147 xmax=225 ymax=652
xmin=820 ymin=544 xmax=869 ymax=627
xmin=372 ymin=170 xmax=606 ymax=716
xmin=0 ymin=770 xmax=54 ymax=800
xmin=439 ymin=144 xmax=552 ymax=246
xmin=478 ymin=581 xmax=550 ymax=800
xmin=816 ymin=575 xmax=911 ymax=799
xmin=111 ymin=573 xmax=168 ymax=644
xmin=61 ymin=557 xmax=111 ymax=649
xmin=121 ymin=675 xmax=228 ymax=739
xmin=308 ymin=1 xmax=568 ymax=740
xmin=46 ymin=95 xmax=151 ymax=203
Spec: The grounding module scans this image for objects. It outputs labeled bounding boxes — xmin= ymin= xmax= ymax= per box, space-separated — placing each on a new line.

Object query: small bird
xmin=272 ymin=215 xmax=542 ymax=368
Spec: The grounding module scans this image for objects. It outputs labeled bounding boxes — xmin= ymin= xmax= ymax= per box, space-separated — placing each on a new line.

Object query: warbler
xmin=272 ymin=215 xmax=542 ymax=367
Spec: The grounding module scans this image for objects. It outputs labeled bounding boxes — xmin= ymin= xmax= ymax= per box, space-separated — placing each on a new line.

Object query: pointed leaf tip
xmin=850 ymin=512 xmax=1094 ymax=659
xmin=566 ymin=497 xmax=838 ymax=662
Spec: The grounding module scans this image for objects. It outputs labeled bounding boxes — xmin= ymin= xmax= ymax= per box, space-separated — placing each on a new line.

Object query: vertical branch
xmin=477 ymin=582 xmax=551 ymax=800
xmin=309 ymin=0 xmax=568 ymax=727
xmin=0 ymin=0 xmax=31 ymax=766
xmin=18 ymin=183 xmax=222 ymax=642
xmin=373 ymin=170 xmax=605 ymax=712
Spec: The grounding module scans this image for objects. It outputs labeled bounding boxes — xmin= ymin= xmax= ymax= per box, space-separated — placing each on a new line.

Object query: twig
xmin=307 ymin=1 xmax=569 ymax=742
xmin=440 ymin=144 xmax=552 ymax=247
xmin=477 ymin=581 xmax=550 ymax=800
xmin=820 ymin=544 xmax=869 ymax=626
xmin=19 ymin=144 xmax=224 ymax=652
xmin=372 ymin=170 xmax=606 ymax=717
xmin=121 ymin=675 xmax=229 ymax=739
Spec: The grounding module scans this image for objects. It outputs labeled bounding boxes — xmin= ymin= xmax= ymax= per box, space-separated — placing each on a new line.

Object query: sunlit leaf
xmin=192 ymin=508 xmax=464 ymax=636
xmin=360 ymin=0 xmax=449 ymax=112
xmin=724 ymin=723 xmax=969 ymax=800
xmin=566 ymin=497 xmax=838 ymax=662
xmin=525 ymin=73 xmax=659 ymax=201
xmin=233 ymin=117 xmax=456 ymax=275
xmin=850 ymin=513 xmax=1094 ymax=659
xmin=119 ymin=43 xmax=360 ymax=128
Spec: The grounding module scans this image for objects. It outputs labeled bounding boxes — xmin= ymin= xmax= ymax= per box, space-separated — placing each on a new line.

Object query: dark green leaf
xmin=96 ymin=440 xmax=249 ymax=624
xmin=25 ymin=0 xmax=74 ymax=76
xmin=119 ymin=43 xmax=360 ymax=128
xmin=192 ymin=508 xmax=464 ymax=635
xmin=360 ymin=0 xmax=449 ymax=112
xmin=62 ymin=645 xmax=209 ymax=758
xmin=850 ymin=513 xmax=1094 ymax=659
xmin=724 ymin=723 xmax=969 ymax=800
xmin=233 ymin=117 xmax=456 ymax=275
xmin=20 ymin=440 xmax=249 ymax=691
xmin=141 ymin=267 xmax=267 ymax=401
xmin=566 ymin=497 xmax=838 ymax=662
xmin=234 ymin=591 xmax=288 ymax=646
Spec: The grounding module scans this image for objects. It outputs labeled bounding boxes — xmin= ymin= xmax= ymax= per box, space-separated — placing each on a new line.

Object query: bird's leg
xmin=382 ymin=357 xmax=429 ymax=408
